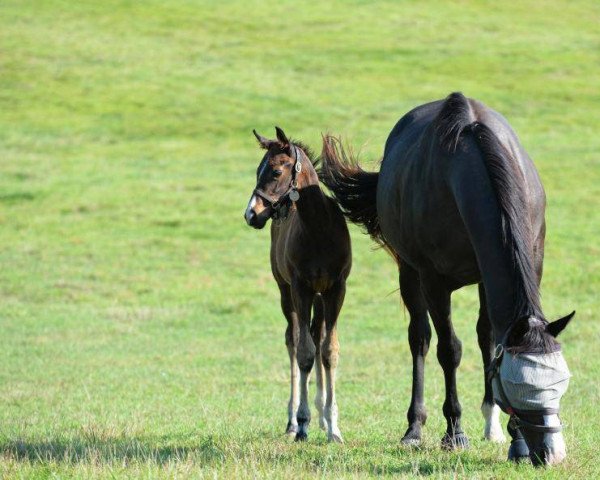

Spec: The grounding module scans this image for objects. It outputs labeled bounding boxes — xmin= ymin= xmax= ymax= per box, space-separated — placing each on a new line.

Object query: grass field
xmin=1 ymin=0 xmax=599 ymax=478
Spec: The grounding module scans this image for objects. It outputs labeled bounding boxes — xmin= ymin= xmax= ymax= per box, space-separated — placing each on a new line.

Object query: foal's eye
xmin=273 ymin=170 xmax=283 ymax=178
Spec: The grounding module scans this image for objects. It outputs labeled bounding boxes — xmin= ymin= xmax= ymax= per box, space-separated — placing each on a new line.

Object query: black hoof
xmin=441 ymin=431 xmax=470 ymax=450
xmin=401 ymin=426 xmax=422 ymax=446
xmin=508 ymin=438 xmax=530 ymax=463
xmin=294 ymin=431 xmax=308 ymax=442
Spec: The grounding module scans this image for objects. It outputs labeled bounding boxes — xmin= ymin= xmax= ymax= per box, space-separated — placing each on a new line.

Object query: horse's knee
xmin=297 ymin=340 xmax=316 ymax=373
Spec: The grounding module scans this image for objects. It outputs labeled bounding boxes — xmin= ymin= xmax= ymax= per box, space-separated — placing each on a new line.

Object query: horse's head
xmin=244 ymin=127 xmax=306 ymax=229
xmin=493 ymin=312 xmax=575 ymax=466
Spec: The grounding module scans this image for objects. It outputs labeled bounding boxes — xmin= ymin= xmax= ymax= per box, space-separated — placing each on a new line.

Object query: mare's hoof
xmin=294 ymin=431 xmax=308 ymax=442
xmin=401 ymin=426 xmax=422 ymax=446
xmin=508 ymin=438 xmax=530 ymax=463
xmin=441 ymin=431 xmax=470 ymax=450
xmin=484 ymin=430 xmax=507 ymax=443
xmin=328 ymin=432 xmax=344 ymax=443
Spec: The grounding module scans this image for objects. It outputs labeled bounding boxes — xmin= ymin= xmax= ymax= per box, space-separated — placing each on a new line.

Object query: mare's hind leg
xmin=420 ymin=274 xmax=468 ymax=450
xmin=399 ymin=262 xmax=432 ymax=445
xmin=291 ymin=278 xmax=316 ymax=441
xmin=477 ymin=284 xmax=505 ymax=443
xmin=321 ymin=279 xmax=346 ymax=443
xmin=310 ymin=296 xmax=327 ymax=431
xmin=279 ymin=283 xmax=300 ymax=435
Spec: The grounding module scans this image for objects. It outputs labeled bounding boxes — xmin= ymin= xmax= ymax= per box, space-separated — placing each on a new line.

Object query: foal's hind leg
xmin=310 ymin=296 xmax=327 ymax=431
xmin=279 ymin=283 xmax=300 ymax=435
xmin=321 ymin=280 xmax=346 ymax=443
xmin=420 ymin=275 xmax=468 ymax=450
xmin=476 ymin=284 xmax=505 ymax=443
xmin=400 ymin=262 xmax=432 ymax=445
xmin=291 ymin=278 xmax=316 ymax=441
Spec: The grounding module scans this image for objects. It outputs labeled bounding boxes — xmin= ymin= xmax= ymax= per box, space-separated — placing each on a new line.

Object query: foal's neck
xmin=294 ymin=164 xmax=330 ymax=234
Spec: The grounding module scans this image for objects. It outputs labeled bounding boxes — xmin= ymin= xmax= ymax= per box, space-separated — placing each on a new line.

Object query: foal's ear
xmin=275 ymin=126 xmax=289 ymax=146
xmin=546 ymin=311 xmax=576 ymax=338
xmin=253 ymin=129 xmax=271 ymax=149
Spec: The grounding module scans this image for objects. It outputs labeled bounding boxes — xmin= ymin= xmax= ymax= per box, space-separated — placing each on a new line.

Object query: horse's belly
xmin=380 ymin=201 xmax=482 ymax=286
xmin=427 ymin=245 xmax=481 ymax=285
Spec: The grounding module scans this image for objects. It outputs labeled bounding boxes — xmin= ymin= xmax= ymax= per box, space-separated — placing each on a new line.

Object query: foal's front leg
xmin=291 ymin=278 xmax=316 ymax=441
xmin=310 ymin=296 xmax=327 ymax=431
xmin=279 ymin=284 xmax=300 ymax=436
xmin=321 ymin=280 xmax=346 ymax=443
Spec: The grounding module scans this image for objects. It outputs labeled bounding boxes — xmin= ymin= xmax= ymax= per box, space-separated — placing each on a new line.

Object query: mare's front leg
xmin=291 ymin=277 xmax=316 ymax=441
xmin=476 ymin=284 xmax=506 ymax=443
xmin=321 ymin=280 xmax=346 ymax=443
xmin=278 ymin=283 xmax=300 ymax=436
xmin=399 ymin=262 xmax=432 ymax=445
xmin=420 ymin=274 xmax=468 ymax=449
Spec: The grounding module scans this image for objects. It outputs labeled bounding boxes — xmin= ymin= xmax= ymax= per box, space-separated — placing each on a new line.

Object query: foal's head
xmin=244 ymin=127 xmax=315 ymax=229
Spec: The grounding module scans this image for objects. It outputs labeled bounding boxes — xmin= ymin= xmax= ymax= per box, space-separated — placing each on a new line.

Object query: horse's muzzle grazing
xmin=491 ymin=350 xmax=571 ymax=466
xmin=516 ymin=413 xmax=567 ymax=466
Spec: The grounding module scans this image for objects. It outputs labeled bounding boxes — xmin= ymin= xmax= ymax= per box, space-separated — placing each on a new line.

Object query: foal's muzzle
xmin=245 ymin=209 xmax=269 ymax=229
xmin=244 ymin=195 xmax=270 ymax=229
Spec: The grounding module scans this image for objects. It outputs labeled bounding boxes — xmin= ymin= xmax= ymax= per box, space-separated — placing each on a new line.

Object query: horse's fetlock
xmin=409 ymin=405 xmax=428 ymax=425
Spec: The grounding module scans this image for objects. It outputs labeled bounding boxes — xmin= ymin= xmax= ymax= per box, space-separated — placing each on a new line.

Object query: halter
xmin=252 ymin=145 xmax=302 ymax=221
xmin=487 ymin=318 xmax=565 ymax=435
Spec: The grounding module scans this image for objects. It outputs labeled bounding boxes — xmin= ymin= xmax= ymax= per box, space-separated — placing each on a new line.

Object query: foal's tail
xmin=319 ymin=136 xmax=387 ymax=247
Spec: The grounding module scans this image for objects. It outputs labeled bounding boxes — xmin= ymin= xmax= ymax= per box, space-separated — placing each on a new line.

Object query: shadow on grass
xmin=0 ymin=435 xmax=224 ymax=465
xmin=0 ymin=192 xmax=36 ymax=204
xmin=0 ymin=433 xmax=502 ymax=475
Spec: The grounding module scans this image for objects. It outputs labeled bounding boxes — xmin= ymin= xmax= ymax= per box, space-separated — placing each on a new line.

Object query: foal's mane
xmin=434 ymin=93 xmax=554 ymax=352
xmin=289 ymin=138 xmax=320 ymax=169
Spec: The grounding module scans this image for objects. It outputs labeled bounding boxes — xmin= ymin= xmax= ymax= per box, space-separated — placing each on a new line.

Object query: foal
xmin=244 ymin=127 xmax=351 ymax=442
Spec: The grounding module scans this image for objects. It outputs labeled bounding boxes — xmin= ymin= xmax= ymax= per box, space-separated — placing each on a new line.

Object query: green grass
xmin=1 ymin=0 xmax=599 ymax=477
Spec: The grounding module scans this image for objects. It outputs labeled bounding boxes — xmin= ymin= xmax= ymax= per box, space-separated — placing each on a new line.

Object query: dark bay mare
xmin=244 ymin=127 xmax=351 ymax=443
xmin=321 ymin=93 xmax=574 ymax=465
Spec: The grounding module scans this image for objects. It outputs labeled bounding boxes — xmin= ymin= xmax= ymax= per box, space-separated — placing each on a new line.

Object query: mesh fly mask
xmin=488 ymin=320 xmax=571 ymax=434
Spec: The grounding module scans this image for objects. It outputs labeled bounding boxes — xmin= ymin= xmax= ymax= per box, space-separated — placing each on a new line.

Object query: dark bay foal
xmin=244 ymin=127 xmax=351 ymax=442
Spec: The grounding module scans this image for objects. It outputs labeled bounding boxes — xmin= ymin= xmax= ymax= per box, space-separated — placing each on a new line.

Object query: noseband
xmin=487 ymin=318 xmax=566 ymax=435
xmin=253 ymin=145 xmax=302 ymax=221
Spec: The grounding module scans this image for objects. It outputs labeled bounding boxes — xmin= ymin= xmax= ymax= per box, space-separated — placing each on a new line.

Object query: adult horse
xmin=244 ymin=127 xmax=351 ymax=443
xmin=320 ymin=93 xmax=574 ymax=465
